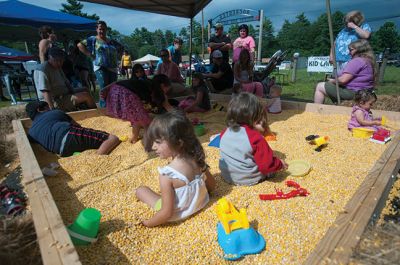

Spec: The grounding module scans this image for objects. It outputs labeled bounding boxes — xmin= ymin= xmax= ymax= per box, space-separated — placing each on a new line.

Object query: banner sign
xmin=213 ymin=9 xmax=260 ymax=25
xmin=307 ymin=56 xmax=333 ymax=72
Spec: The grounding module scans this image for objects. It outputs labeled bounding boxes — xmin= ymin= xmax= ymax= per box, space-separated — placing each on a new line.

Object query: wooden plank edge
xmin=304 ymin=134 xmax=400 ymax=265
xmin=13 ymin=120 xmax=81 ymax=265
xmin=327 ymin=134 xmax=400 ymax=263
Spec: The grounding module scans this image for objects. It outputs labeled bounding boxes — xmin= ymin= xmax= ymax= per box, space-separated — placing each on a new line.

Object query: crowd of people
xmin=21 ymin=10 xmax=388 ymax=228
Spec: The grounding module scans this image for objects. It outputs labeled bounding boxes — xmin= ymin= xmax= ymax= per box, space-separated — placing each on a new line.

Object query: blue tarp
xmin=0 ymin=45 xmax=35 ymax=61
xmin=0 ymin=0 xmax=96 ymax=31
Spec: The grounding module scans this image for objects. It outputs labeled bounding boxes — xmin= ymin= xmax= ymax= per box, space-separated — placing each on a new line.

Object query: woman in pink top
xmin=156 ymin=49 xmax=186 ymax=96
xmin=314 ymin=39 xmax=376 ymax=104
xmin=232 ymin=24 xmax=256 ymax=64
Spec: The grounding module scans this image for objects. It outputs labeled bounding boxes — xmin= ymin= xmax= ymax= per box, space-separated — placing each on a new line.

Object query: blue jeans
xmin=95 ymin=68 xmax=117 ymax=107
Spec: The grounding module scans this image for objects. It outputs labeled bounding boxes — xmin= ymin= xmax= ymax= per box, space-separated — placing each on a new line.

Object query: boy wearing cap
xmin=34 ymin=47 xmax=96 ymax=112
xmin=26 ymin=101 xmax=120 ymax=156
xmin=203 ymin=50 xmax=234 ymax=92
xmin=208 ymin=23 xmax=232 ymax=63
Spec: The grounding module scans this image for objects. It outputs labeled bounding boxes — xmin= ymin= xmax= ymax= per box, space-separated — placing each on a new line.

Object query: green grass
xmin=275 ymin=66 xmax=400 ymax=103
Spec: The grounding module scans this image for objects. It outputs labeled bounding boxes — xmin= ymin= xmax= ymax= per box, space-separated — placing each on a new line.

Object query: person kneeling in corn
xmin=136 ymin=110 xmax=215 ymax=227
xmin=26 ymin=101 xmax=121 ymax=157
xmin=219 ymin=92 xmax=288 ymax=186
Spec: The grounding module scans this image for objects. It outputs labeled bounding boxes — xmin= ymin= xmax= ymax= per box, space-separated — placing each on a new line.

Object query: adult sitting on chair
xmin=203 ymin=50 xmax=234 ymax=92
xmin=156 ymin=49 xmax=186 ymax=97
xmin=34 ymin=47 xmax=96 ymax=112
xmin=314 ymin=39 xmax=375 ymax=104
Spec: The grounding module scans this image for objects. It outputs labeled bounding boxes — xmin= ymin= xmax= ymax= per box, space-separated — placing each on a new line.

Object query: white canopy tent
xmin=134 ymin=54 xmax=160 ymax=63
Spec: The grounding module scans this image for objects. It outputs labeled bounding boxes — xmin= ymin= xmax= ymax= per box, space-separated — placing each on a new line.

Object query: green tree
xmin=260 ymin=17 xmax=278 ymax=57
xmin=228 ymin=24 xmax=239 ymax=40
xmin=370 ymin=22 xmax=400 ymax=53
xmin=164 ymin=30 xmax=176 ymax=46
xmin=60 ymin=0 xmax=99 ymax=20
xmin=138 ymin=44 xmax=157 ymax=57
xmin=304 ymin=11 xmax=343 ymax=56
xmin=153 ymin=29 xmax=165 ymax=51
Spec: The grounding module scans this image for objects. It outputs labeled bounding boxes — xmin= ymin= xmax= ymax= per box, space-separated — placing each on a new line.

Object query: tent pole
xmin=201 ymin=9 xmax=204 ymax=60
xmin=326 ymin=0 xmax=340 ymax=104
xmin=24 ymin=41 xmax=29 ymax=54
xmin=189 ymin=18 xmax=193 ymax=87
xmin=257 ymin=9 xmax=264 ymax=64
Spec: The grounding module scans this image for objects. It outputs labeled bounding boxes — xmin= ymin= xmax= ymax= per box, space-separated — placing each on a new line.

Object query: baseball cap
xmin=212 ymin=50 xmax=223 ymax=58
xmin=214 ymin=23 xmax=223 ymax=29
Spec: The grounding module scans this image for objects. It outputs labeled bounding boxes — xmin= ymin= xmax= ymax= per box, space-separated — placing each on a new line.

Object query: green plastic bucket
xmin=194 ymin=124 xmax=206 ymax=136
xmin=68 ymin=208 xmax=101 ymax=246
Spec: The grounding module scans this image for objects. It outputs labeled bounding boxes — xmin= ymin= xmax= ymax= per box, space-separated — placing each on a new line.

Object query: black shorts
xmin=61 ymin=126 xmax=110 ymax=157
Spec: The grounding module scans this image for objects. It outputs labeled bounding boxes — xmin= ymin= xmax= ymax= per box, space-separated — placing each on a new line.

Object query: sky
xmin=15 ymin=0 xmax=400 ymax=35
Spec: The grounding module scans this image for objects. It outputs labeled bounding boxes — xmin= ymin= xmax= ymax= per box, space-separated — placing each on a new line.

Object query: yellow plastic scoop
xmin=119 ymin=135 xmax=129 ymax=142
xmin=381 ymin=116 xmax=387 ymax=126
xmin=287 ymin=160 xmax=312 ymax=177
xmin=352 ymin=128 xmax=374 ymax=139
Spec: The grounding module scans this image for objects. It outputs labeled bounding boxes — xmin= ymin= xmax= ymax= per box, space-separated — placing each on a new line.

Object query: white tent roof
xmin=134 ymin=54 xmax=160 ymax=63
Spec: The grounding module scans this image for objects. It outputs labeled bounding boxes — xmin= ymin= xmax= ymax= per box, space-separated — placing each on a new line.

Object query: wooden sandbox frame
xmin=13 ymin=97 xmax=400 ymax=265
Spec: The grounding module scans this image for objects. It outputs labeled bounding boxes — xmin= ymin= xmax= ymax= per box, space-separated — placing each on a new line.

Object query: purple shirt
xmin=342 ymin=57 xmax=374 ymax=91
xmin=348 ymin=105 xmax=378 ymax=131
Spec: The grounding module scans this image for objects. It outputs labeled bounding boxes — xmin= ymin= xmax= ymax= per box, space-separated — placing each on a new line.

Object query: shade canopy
xmin=81 ymin=0 xmax=211 ymax=18
xmin=0 ymin=0 xmax=96 ymax=41
xmin=134 ymin=54 xmax=160 ymax=63
xmin=0 ymin=45 xmax=35 ymax=61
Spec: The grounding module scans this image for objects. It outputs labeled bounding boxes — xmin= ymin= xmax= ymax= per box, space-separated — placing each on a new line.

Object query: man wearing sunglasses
xmin=208 ymin=23 xmax=232 ymax=63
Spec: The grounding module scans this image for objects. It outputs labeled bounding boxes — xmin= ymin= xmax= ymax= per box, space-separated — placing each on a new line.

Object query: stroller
xmin=253 ymin=50 xmax=287 ymax=95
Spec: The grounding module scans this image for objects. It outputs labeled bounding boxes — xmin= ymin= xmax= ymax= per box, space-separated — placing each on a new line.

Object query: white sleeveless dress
xmin=158 ymin=166 xmax=209 ymax=221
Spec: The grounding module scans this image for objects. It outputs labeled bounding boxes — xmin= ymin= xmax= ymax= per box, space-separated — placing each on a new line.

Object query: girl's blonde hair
xmin=226 ymin=92 xmax=267 ymax=131
xmin=145 ymin=110 xmax=207 ymax=170
xmin=349 ymin=39 xmax=377 ymax=84
xmin=344 ymin=10 xmax=365 ymax=26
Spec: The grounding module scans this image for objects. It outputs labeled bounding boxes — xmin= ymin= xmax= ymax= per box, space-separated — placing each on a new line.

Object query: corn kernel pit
xmin=33 ymin=109 xmax=399 ymax=265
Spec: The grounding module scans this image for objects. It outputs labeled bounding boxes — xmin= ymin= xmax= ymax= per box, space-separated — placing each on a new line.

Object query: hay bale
xmin=0 ymin=214 xmax=41 ymax=265
xmin=339 ymin=95 xmax=400 ymax=112
xmin=350 ymin=222 xmax=400 ymax=265
xmin=0 ymin=105 xmax=27 ymax=135
xmin=0 ymin=105 xmax=26 ymax=166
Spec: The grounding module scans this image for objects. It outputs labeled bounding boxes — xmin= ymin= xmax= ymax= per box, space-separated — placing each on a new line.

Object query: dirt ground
xmin=0 ymin=102 xmax=399 ymax=265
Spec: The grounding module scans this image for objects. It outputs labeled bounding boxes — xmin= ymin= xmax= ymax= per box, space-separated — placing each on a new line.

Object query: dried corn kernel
xmin=31 ymin=110 xmax=399 ymax=265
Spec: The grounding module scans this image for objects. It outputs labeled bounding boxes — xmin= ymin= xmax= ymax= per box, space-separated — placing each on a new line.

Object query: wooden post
xmin=208 ymin=20 xmax=211 ymax=41
xmin=378 ymin=48 xmax=390 ymax=84
xmin=291 ymin=53 xmax=299 ymax=83
xmin=257 ymin=9 xmax=264 ymax=64
xmin=189 ymin=18 xmax=193 ymax=86
xmin=24 ymin=41 xmax=29 ymax=54
xmin=201 ymin=9 xmax=205 ymax=60
xmin=326 ymin=0 xmax=340 ymax=104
